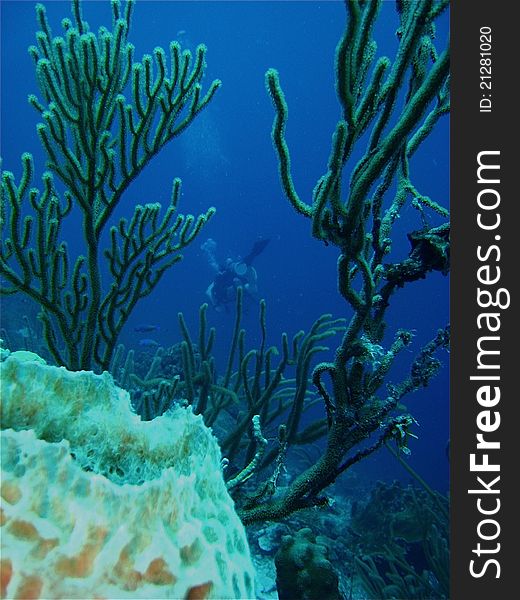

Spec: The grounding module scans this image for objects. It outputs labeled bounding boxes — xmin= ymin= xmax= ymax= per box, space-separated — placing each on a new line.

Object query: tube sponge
xmin=0 ymin=352 xmax=255 ymax=599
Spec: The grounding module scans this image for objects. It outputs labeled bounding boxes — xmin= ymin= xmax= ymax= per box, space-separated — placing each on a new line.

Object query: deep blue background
xmin=1 ymin=0 xmax=449 ymax=494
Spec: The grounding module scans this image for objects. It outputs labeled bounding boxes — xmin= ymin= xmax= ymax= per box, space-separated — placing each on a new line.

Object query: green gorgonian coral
xmin=239 ymin=0 xmax=450 ymax=523
xmin=0 ymin=0 xmax=220 ymax=372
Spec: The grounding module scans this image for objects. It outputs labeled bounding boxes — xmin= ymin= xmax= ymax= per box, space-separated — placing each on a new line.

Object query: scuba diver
xmin=201 ymin=238 xmax=270 ymax=312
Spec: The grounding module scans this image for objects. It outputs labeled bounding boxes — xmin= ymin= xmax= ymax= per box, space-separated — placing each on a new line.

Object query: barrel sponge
xmin=0 ymin=353 xmax=255 ymax=599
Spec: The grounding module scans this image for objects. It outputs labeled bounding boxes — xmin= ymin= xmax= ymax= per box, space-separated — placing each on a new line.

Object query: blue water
xmin=1 ymin=0 xmax=449 ymax=501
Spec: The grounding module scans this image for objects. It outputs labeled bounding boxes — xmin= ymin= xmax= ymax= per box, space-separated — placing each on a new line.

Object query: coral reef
xmin=0 ymin=1 xmax=451 ymax=597
xmin=1 ymin=351 xmax=254 ymax=599
xmin=1 ymin=0 xmax=449 ymax=567
xmin=351 ymin=478 xmax=449 ymax=599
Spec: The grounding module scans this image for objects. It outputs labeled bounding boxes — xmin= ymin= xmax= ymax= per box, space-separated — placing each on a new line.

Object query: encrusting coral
xmin=0 ymin=351 xmax=255 ymax=599
xmin=275 ymin=528 xmax=342 ymax=600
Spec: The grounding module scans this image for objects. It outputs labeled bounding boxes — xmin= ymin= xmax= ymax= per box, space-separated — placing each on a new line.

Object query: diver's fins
xmin=243 ymin=238 xmax=270 ymax=266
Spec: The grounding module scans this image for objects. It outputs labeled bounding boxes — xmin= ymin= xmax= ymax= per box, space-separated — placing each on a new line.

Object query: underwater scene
xmin=0 ymin=0 xmax=450 ymax=598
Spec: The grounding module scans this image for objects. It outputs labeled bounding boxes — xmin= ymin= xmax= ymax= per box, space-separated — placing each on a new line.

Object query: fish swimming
xmin=138 ymin=338 xmax=159 ymax=347
xmin=134 ymin=324 xmax=160 ymax=333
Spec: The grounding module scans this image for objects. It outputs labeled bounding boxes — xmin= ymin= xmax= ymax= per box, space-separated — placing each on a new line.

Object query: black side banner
xmin=451 ymin=1 xmax=516 ymax=598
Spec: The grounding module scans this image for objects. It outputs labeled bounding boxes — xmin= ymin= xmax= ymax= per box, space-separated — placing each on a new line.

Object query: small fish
xmin=138 ymin=338 xmax=159 ymax=347
xmin=134 ymin=324 xmax=160 ymax=333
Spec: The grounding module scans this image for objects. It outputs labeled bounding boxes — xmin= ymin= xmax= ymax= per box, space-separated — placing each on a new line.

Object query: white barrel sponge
xmin=0 ymin=353 xmax=255 ymax=599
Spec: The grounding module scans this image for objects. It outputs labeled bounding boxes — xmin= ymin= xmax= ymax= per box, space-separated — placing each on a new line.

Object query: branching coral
xmin=99 ymin=2 xmax=450 ymax=526
xmin=114 ymin=287 xmax=346 ymax=498
xmin=0 ymin=0 xmax=220 ymax=372
xmin=240 ymin=0 xmax=450 ymax=523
